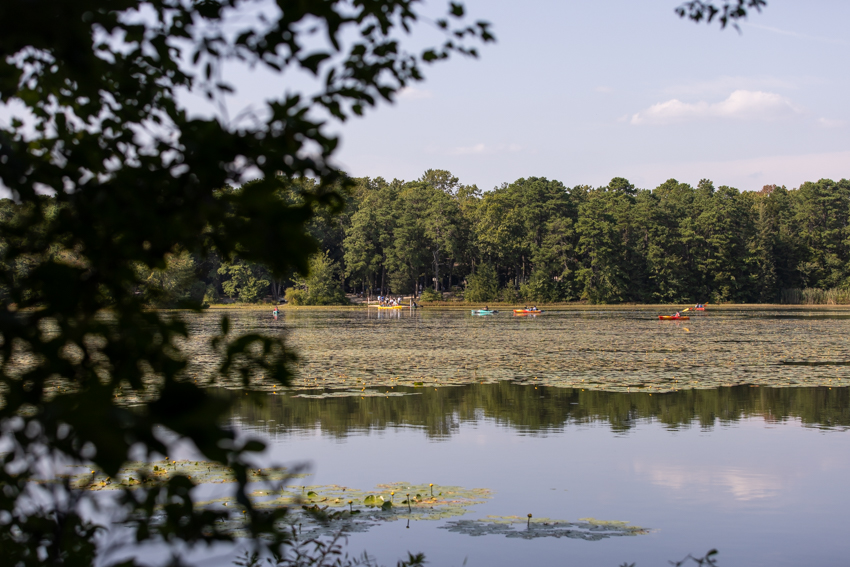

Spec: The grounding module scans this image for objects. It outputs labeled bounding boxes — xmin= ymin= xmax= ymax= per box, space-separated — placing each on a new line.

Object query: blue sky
xmin=328 ymin=0 xmax=850 ymax=192
xmin=3 ymin=1 xmax=846 ymax=195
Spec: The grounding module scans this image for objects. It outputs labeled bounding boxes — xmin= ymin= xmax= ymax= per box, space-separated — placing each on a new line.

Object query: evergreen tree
xmin=464 ymin=263 xmax=499 ymax=302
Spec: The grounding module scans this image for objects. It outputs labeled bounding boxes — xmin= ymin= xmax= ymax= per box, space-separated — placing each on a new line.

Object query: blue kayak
xmin=471 ymin=309 xmax=497 ymax=315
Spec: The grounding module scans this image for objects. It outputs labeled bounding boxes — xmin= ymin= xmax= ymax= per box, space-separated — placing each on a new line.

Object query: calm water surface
xmin=202 ymin=309 xmax=850 ymax=566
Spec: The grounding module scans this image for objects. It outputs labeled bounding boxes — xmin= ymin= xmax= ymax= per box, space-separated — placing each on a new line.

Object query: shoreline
xmin=204 ymin=302 xmax=850 ymax=311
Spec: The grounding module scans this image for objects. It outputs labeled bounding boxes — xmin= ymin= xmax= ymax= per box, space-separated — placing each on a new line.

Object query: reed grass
xmin=781 ymin=287 xmax=850 ymax=305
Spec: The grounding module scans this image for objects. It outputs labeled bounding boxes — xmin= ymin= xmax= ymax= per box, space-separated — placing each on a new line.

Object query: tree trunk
xmin=433 ymin=250 xmax=441 ymax=291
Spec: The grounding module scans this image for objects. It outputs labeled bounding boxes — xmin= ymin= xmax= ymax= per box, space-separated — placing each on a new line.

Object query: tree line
xmin=263 ymin=170 xmax=850 ymax=305
xmin=336 ymin=171 xmax=850 ymax=304
xmin=5 ymin=171 xmax=847 ymax=306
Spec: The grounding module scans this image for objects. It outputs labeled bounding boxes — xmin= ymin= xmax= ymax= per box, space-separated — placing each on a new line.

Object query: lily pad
xmin=192 ymin=482 xmax=492 ymax=539
xmin=440 ymin=515 xmax=649 ymax=540
xmin=175 ymin=308 xmax=850 ymax=397
xmin=291 ymin=390 xmax=422 ymax=399
xmin=45 ymin=460 xmax=307 ymax=491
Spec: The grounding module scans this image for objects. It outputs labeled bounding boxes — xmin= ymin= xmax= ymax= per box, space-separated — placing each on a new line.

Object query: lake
xmin=184 ymin=308 xmax=850 ymax=566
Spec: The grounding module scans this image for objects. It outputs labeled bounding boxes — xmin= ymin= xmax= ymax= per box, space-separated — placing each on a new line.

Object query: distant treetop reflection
xmin=228 ymin=383 xmax=850 ymax=437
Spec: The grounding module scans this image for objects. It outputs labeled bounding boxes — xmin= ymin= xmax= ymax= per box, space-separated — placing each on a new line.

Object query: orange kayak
xmin=514 ymin=309 xmax=543 ymax=314
xmin=659 ymin=315 xmax=689 ymax=320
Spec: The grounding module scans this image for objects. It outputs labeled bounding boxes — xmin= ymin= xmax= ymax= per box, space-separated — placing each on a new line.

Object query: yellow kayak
xmin=371 ymin=305 xmax=405 ymax=310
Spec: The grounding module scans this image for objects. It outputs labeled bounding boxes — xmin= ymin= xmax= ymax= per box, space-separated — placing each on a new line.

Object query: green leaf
xmin=241 ymin=440 xmax=266 ymax=453
xmin=299 ymin=53 xmax=331 ymax=74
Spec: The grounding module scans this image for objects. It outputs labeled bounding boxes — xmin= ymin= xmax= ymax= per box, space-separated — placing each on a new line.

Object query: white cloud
xmin=661 ymin=75 xmax=801 ymax=98
xmin=397 ymin=86 xmax=433 ymax=100
xmin=631 ymin=90 xmax=800 ymax=125
xmin=634 ymin=462 xmax=782 ymax=502
xmin=817 ymin=117 xmax=845 ymax=129
xmin=447 ymin=143 xmax=522 ymax=156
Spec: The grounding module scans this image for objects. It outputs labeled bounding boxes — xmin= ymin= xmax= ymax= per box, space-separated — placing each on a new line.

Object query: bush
xmin=499 ymin=286 xmax=520 ymax=302
xmin=284 ymin=252 xmax=349 ymax=306
xmin=284 ymin=287 xmax=308 ymax=306
xmin=419 ymin=287 xmax=443 ymax=302
xmin=464 ymin=264 xmax=498 ymax=302
xmin=203 ymin=284 xmax=220 ymax=305
xmin=520 ymin=268 xmax=557 ymax=303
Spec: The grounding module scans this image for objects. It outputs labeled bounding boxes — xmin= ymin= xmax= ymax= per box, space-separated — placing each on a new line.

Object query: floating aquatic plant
xmin=440 ymin=515 xmax=648 ymax=540
xmin=46 ymin=459 xmax=307 ymax=491
xmin=192 ymin=482 xmax=491 ymax=539
xmin=173 ymin=309 xmax=850 ymax=397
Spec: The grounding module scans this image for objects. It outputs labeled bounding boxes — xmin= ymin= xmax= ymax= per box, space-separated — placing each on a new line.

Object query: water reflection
xmin=228 ymin=383 xmax=850 ymax=438
xmin=633 ymin=463 xmax=783 ymax=502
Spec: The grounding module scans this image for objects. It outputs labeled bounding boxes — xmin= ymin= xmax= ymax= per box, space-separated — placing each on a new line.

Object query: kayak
xmin=659 ymin=315 xmax=689 ymax=320
xmin=695 ymin=307 xmax=705 ymax=311
xmin=513 ymin=309 xmax=543 ymax=314
xmin=472 ymin=309 xmax=497 ymax=315
xmin=376 ymin=305 xmax=405 ymax=310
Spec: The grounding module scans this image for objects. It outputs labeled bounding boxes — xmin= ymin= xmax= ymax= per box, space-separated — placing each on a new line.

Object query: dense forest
xmin=5 ymin=171 xmax=848 ymax=306
xmin=333 ymin=171 xmax=850 ymax=304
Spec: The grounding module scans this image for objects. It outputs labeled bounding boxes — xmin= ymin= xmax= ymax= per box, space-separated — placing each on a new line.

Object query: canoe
xmin=513 ymin=309 xmax=543 ymax=314
xmin=472 ymin=309 xmax=496 ymax=315
xmin=659 ymin=315 xmax=689 ymax=320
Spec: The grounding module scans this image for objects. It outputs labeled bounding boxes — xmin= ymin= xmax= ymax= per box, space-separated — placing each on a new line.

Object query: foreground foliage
xmin=0 ymin=0 xmax=491 ymax=565
xmin=0 ymin=0 xmax=769 ymax=565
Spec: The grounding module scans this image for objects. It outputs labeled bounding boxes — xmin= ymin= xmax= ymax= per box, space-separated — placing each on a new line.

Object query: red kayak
xmin=514 ymin=309 xmax=543 ymax=314
xmin=659 ymin=315 xmax=689 ymax=320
